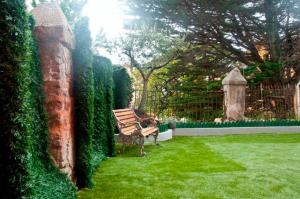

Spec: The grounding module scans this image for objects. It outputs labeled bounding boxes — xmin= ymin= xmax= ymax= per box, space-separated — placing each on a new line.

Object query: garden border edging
xmin=173 ymin=126 xmax=300 ymax=136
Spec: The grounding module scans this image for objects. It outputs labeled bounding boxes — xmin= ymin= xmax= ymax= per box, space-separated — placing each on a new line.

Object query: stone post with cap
xmin=222 ymin=68 xmax=247 ymax=121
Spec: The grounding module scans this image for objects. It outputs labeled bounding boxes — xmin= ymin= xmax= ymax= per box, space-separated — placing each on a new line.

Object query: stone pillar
xmin=222 ymin=68 xmax=247 ymax=121
xmin=295 ymin=82 xmax=300 ymax=119
xmin=32 ymin=3 xmax=75 ymax=178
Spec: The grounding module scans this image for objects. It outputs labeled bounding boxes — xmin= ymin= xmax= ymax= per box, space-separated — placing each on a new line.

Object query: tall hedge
xmin=73 ymin=17 xmax=95 ymax=189
xmin=93 ymin=56 xmax=116 ymax=162
xmin=113 ymin=65 xmax=133 ymax=109
xmin=0 ymin=1 xmax=75 ymax=198
xmin=0 ymin=1 xmax=33 ymax=197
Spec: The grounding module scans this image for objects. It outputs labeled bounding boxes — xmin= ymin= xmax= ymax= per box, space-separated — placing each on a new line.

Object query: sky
xmin=82 ymin=0 xmax=127 ymax=40
xmin=26 ymin=0 xmax=128 ymax=64
xmin=82 ymin=0 xmax=128 ymax=63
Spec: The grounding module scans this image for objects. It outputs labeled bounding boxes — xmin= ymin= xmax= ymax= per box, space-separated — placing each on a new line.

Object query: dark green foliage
xmin=244 ymin=61 xmax=283 ymax=85
xmin=175 ymin=120 xmax=300 ymax=128
xmin=158 ymin=123 xmax=169 ymax=132
xmin=73 ymin=17 xmax=95 ymax=188
xmin=105 ymin=65 xmax=116 ymax=157
xmin=113 ymin=65 xmax=133 ymax=109
xmin=92 ymin=59 xmax=106 ymax=167
xmin=0 ymin=1 xmax=75 ymax=198
xmin=0 ymin=1 xmax=33 ymax=197
xmin=93 ymin=56 xmax=116 ymax=162
xmin=60 ymin=0 xmax=87 ymax=25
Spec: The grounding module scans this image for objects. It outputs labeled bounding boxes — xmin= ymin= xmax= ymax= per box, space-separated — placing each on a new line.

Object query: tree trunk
xmin=138 ymin=78 xmax=148 ymax=112
xmin=264 ymin=0 xmax=281 ymax=62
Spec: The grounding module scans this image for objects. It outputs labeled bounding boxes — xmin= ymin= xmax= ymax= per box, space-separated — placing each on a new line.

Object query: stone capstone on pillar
xmin=32 ymin=3 xmax=75 ymax=179
xmin=222 ymin=68 xmax=247 ymax=121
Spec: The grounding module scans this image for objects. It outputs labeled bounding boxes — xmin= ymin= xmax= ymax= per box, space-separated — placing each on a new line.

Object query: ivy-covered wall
xmin=113 ymin=65 xmax=133 ymax=109
xmin=0 ymin=1 xmax=119 ymax=196
xmin=0 ymin=1 xmax=75 ymax=198
xmin=73 ymin=17 xmax=95 ymax=189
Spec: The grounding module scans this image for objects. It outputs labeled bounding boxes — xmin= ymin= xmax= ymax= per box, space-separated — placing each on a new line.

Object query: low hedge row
xmin=158 ymin=123 xmax=169 ymax=132
xmin=175 ymin=120 xmax=300 ymax=128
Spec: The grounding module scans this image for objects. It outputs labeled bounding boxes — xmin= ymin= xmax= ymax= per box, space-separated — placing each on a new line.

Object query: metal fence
xmin=132 ymin=83 xmax=298 ymax=122
xmin=245 ymin=83 xmax=296 ymax=120
xmin=132 ymin=89 xmax=224 ymax=122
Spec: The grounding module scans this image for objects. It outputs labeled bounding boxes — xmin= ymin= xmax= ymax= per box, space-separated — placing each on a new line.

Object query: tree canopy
xmin=127 ymin=0 xmax=300 ymax=82
xmin=113 ymin=24 xmax=186 ymax=111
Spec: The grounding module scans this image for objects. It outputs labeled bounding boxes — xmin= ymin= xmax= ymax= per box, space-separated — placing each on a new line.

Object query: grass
xmin=78 ymin=133 xmax=300 ymax=199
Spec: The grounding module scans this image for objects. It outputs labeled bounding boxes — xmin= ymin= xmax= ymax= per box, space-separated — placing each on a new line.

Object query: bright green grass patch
xmin=78 ymin=134 xmax=300 ymax=199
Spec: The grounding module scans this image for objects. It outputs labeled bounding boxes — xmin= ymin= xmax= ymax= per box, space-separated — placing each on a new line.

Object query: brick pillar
xmin=222 ymin=68 xmax=247 ymax=121
xmin=32 ymin=3 xmax=75 ymax=178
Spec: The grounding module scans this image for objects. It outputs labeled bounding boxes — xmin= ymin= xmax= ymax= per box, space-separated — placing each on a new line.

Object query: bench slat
xmin=118 ymin=114 xmax=136 ymax=120
xmin=122 ymin=125 xmax=137 ymax=132
xmin=115 ymin=111 xmax=134 ymax=117
xmin=121 ymin=117 xmax=136 ymax=123
xmin=142 ymin=127 xmax=158 ymax=137
xmin=113 ymin=108 xmax=132 ymax=113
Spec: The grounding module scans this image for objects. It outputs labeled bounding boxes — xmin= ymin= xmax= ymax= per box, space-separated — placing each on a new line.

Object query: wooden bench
xmin=113 ymin=109 xmax=159 ymax=156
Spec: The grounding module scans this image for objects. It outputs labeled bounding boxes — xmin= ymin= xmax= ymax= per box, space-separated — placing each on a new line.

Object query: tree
xmin=73 ymin=17 xmax=95 ymax=189
xmin=59 ymin=0 xmax=87 ymax=25
xmin=127 ymin=0 xmax=300 ymax=82
xmin=30 ymin=0 xmax=87 ymax=25
xmin=113 ymin=24 xmax=185 ymax=111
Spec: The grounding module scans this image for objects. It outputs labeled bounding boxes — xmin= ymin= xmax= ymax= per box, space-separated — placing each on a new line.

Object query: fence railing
xmin=132 ymin=89 xmax=224 ymax=122
xmin=245 ymin=84 xmax=296 ymax=120
xmin=132 ymin=83 xmax=298 ymax=122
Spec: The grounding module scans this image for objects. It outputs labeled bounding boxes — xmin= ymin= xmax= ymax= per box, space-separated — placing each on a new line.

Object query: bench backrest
xmin=113 ymin=109 xmax=139 ymax=134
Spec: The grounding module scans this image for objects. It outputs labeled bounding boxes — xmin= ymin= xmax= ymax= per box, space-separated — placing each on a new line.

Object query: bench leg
xmin=154 ymin=131 xmax=159 ymax=145
xmin=139 ymin=137 xmax=145 ymax=156
xmin=140 ymin=144 xmax=145 ymax=156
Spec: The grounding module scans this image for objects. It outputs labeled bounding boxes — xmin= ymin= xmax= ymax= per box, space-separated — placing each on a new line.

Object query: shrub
xmin=93 ymin=56 xmax=116 ymax=161
xmin=73 ymin=17 xmax=95 ymax=189
xmin=113 ymin=65 xmax=133 ymax=109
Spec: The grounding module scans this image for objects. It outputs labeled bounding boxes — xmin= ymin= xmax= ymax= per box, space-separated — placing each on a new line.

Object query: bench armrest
xmin=118 ymin=121 xmax=142 ymax=130
xmin=140 ymin=117 xmax=158 ymax=126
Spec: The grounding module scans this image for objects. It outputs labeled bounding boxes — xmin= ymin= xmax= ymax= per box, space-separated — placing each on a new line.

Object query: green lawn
xmin=78 ymin=133 xmax=300 ymax=199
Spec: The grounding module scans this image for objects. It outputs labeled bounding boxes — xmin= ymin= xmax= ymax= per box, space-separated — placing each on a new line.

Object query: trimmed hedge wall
xmin=0 ymin=2 xmax=34 ymax=197
xmin=0 ymin=1 xmax=75 ymax=198
xmin=73 ymin=17 xmax=95 ymax=189
xmin=93 ymin=55 xmax=116 ymax=161
xmin=113 ymin=65 xmax=133 ymax=109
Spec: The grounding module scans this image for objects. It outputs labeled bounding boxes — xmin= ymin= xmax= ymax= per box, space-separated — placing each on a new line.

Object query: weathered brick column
xmin=32 ymin=3 xmax=75 ymax=178
xmin=222 ymin=68 xmax=247 ymax=121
